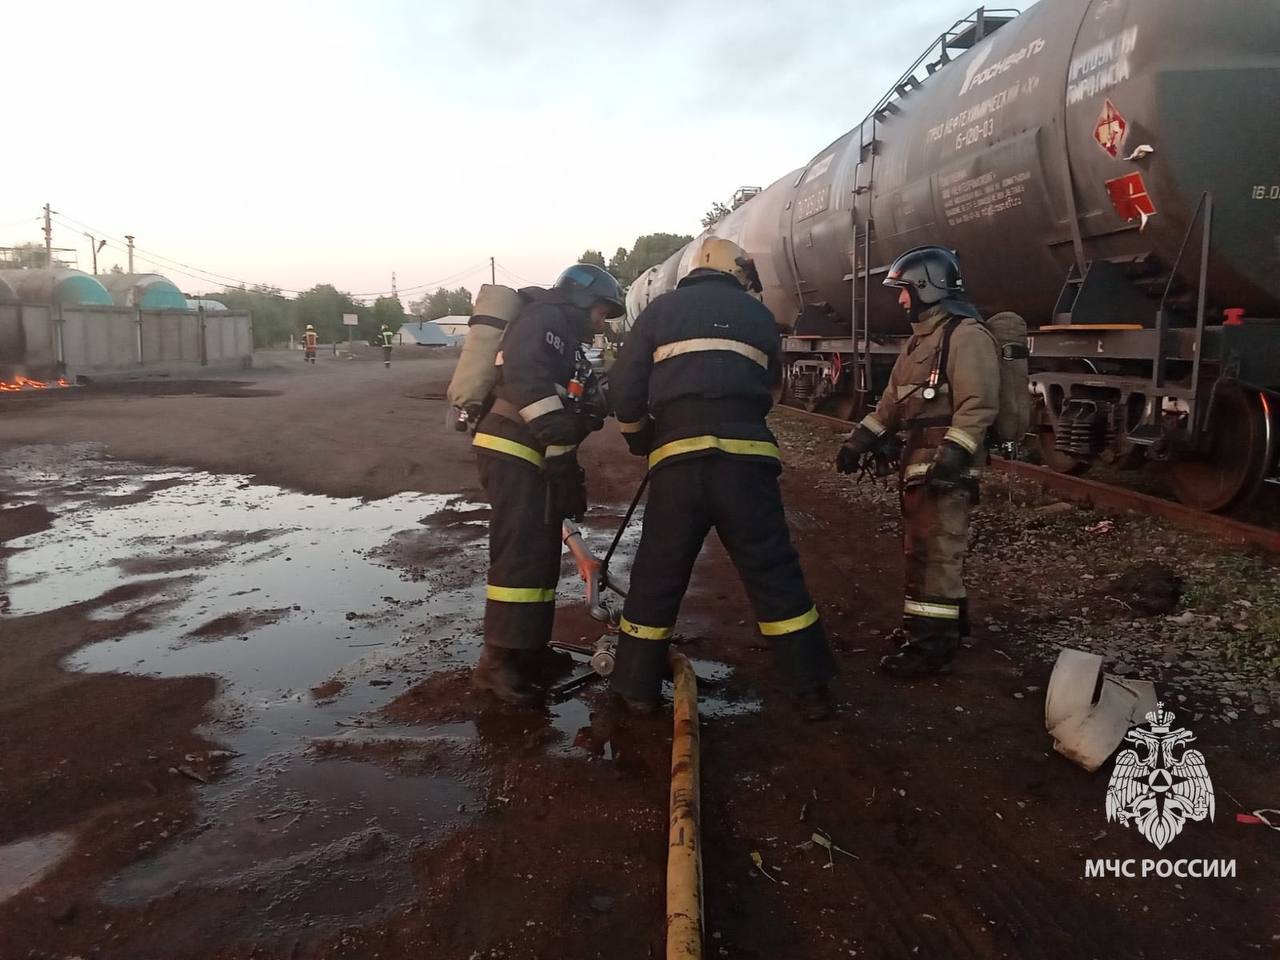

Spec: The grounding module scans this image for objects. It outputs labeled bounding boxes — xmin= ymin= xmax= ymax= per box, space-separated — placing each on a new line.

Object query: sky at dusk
xmin=3 ymin=0 xmax=1019 ymax=301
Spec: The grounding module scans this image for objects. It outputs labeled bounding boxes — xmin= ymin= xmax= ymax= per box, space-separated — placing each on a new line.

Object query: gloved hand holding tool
xmin=835 ymin=424 xmax=881 ymax=475
xmin=544 ymin=450 xmax=588 ymax=522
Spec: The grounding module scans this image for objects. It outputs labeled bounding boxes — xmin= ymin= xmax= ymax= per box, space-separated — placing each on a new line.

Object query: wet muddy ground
xmin=1 ymin=355 xmax=1277 ymax=959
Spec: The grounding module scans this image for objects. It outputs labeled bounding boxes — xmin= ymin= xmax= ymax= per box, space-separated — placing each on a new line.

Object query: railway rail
xmin=775 ymin=404 xmax=1280 ymax=554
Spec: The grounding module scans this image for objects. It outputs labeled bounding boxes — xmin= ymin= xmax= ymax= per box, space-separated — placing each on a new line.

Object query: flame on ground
xmin=0 ymin=375 xmax=71 ymax=393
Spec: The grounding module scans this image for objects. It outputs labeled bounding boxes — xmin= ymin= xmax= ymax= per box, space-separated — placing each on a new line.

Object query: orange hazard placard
xmin=1105 ymin=172 xmax=1156 ymax=223
xmin=1093 ymin=99 xmax=1127 ymax=157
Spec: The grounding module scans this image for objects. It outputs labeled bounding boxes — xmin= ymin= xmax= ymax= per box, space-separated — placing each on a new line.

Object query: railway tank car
xmin=629 ymin=0 xmax=1280 ymax=511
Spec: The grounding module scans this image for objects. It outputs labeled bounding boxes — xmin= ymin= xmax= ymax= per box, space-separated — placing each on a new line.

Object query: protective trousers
xmin=610 ymin=457 xmax=835 ymax=702
xmin=901 ymin=483 xmax=972 ymax=658
xmin=478 ymin=452 xmax=561 ymax=651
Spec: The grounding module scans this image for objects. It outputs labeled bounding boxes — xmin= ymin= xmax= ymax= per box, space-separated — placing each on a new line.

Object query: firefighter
xmin=470 ymin=263 xmax=623 ymax=706
xmin=835 ymin=245 xmax=999 ymax=677
xmin=302 ymin=324 xmax=317 ymax=364
xmin=608 ymin=237 xmax=837 ymax=718
xmin=379 ymin=324 xmax=394 ymax=367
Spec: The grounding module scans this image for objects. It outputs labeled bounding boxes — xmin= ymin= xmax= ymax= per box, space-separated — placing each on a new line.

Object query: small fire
xmin=0 ymin=375 xmax=70 ymax=393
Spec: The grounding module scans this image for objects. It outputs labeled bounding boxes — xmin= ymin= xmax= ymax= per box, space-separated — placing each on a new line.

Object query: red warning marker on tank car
xmin=1105 ymin=171 xmax=1156 ymax=225
xmin=1093 ymin=99 xmax=1128 ymax=157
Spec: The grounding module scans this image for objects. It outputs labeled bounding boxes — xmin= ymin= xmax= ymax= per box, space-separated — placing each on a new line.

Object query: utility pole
xmin=43 ymin=204 xmax=52 ymax=267
xmin=83 ymin=233 xmax=106 ymax=274
xmin=490 ymin=256 xmax=495 ymax=285
xmin=124 ymin=235 xmax=135 ymax=272
xmin=392 ymin=271 xmax=398 ymax=300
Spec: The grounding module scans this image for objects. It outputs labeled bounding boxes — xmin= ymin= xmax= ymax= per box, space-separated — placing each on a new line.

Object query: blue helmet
xmin=555 ymin=263 xmax=625 ymax=318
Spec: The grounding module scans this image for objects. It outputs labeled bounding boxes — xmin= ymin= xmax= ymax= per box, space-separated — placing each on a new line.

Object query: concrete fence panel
xmin=61 ymin=307 xmax=139 ymax=376
xmin=19 ymin=305 xmax=57 ymax=373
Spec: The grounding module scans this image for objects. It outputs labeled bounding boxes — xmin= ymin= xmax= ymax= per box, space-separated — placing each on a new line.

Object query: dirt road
xmin=1 ymin=351 xmax=1276 ymax=959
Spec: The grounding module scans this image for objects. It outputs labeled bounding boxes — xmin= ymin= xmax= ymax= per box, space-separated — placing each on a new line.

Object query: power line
xmin=49 ymin=209 xmax=491 ymax=299
xmin=494 ymin=262 xmax=551 ymax=287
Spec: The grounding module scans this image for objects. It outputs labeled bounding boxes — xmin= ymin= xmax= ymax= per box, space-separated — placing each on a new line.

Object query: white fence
xmin=0 ymin=304 xmax=253 ymax=378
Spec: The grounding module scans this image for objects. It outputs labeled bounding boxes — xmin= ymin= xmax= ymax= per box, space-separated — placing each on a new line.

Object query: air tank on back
xmin=630 ymin=0 xmax=1280 ymax=334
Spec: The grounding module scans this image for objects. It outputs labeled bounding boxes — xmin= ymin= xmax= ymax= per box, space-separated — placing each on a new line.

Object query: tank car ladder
xmin=844 ymin=6 xmax=1019 ymax=415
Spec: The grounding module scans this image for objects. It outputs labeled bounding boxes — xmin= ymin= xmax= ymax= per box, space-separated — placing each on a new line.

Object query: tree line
xmin=205 ymin=231 xmax=699 ymax=347
xmin=209 ymin=285 xmax=407 ymax=347
xmin=578 ymin=233 xmax=694 ymax=287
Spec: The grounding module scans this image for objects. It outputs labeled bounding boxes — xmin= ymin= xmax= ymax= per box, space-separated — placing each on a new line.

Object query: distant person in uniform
xmin=302 ymin=325 xmax=317 ymax=364
xmin=608 ymin=237 xmax=837 ymax=718
xmin=835 ymin=245 xmax=999 ymax=677
xmin=379 ymin=325 xmax=394 ymax=368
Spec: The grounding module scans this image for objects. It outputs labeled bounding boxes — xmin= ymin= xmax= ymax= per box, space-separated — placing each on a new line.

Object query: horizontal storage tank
xmin=99 ymin=273 xmax=189 ymax=310
xmin=0 ymin=268 xmax=113 ymax=306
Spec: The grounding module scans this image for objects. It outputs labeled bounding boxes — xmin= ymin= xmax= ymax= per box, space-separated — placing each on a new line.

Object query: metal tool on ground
xmin=546 ymin=480 xmax=649 ymax=698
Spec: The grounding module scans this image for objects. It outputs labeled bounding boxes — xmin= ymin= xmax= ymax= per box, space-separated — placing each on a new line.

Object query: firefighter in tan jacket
xmin=837 ymin=246 xmax=999 ymax=677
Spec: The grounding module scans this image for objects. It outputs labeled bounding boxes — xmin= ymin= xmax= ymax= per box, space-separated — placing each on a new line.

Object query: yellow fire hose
xmin=666 ymin=651 xmax=702 ymax=959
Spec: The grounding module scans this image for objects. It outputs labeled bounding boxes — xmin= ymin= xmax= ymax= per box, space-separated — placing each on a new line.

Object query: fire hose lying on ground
xmin=550 ymin=477 xmax=704 ymax=958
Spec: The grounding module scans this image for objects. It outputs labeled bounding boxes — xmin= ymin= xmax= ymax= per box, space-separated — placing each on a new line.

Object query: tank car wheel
xmin=1167 ymin=385 xmax=1274 ymax=512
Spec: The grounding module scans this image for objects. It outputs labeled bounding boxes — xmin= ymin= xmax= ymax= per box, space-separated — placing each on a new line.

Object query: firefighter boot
xmin=879 ymin=610 xmax=958 ymax=678
xmin=471 ymin=645 xmax=545 ymax=707
xmin=791 ymin=683 xmax=833 ymax=721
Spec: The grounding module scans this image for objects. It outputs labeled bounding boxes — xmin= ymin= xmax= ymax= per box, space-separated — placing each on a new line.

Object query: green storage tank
xmin=0 ymin=268 xmax=113 ymax=306
xmin=99 ymin=273 xmax=189 ymax=310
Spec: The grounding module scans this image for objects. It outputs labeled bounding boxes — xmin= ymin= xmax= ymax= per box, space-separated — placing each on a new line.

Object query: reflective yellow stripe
xmin=904 ymin=461 xmax=981 ymax=481
xmin=617 ymin=418 xmax=649 ymax=435
xmin=620 ymin=617 xmax=673 ymax=640
xmin=758 ymin=605 xmax=819 ymax=636
xmin=944 ymin=426 xmax=980 ymax=454
xmin=861 ymin=414 xmax=886 ymax=437
xmin=652 ymin=337 xmax=769 ymax=370
xmin=486 ymin=584 xmax=556 ymax=603
xmin=648 ymin=435 xmax=780 ymax=468
xmin=544 ymin=443 xmax=578 ymax=458
xmin=472 ymin=432 xmax=545 ymax=467
xmin=904 ymin=599 xmax=960 ymax=619
xmin=519 ymin=395 xmax=564 ymax=421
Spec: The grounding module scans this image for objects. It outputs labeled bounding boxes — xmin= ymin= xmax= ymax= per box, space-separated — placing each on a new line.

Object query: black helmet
xmin=883 ymin=245 xmax=966 ymax=306
xmin=554 ymin=263 xmax=625 ymax=318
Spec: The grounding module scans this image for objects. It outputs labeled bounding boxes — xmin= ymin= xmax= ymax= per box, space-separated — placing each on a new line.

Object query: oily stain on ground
xmin=0 ymin=446 xmax=676 ymax=954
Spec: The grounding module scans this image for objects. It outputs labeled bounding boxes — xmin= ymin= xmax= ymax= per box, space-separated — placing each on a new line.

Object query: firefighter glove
xmin=927 ymin=441 xmax=972 ymax=490
xmin=545 ymin=451 xmax=588 ymax=522
xmin=623 ymin=420 xmax=655 ymax=458
xmin=836 ymin=425 xmax=881 ymax=474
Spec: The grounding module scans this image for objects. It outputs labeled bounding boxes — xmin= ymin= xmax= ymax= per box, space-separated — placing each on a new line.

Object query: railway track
xmin=775 ymin=404 xmax=1280 ymax=554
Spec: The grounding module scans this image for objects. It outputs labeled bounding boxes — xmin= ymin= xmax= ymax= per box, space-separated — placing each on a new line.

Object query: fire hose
xmin=666 ymin=650 xmax=702 ymax=960
xmin=552 ymin=477 xmax=706 ymax=957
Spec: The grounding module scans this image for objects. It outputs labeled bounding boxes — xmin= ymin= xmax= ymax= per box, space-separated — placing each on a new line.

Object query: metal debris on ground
xmin=750 ymin=851 xmax=778 ymax=883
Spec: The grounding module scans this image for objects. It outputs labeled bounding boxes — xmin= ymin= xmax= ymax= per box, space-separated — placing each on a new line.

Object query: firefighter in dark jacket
xmin=608 ymin=237 xmax=837 ymax=717
xmin=836 ymin=245 xmax=999 ymax=677
xmin=470 ymin=263 xmax=623 ymax=706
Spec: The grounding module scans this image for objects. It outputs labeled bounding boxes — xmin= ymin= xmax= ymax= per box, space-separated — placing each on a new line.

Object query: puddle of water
xmin=0 ymin=445 xmax=664 ymax=936
xmin=106 ymin=752 xmax=470 ymax=924
xmin=0 ymin=831 xmax=74 ymax=903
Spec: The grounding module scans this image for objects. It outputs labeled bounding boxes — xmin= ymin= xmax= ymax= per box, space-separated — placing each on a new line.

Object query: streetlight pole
xmin=83 ymin=233 xmax=106 ymax=274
